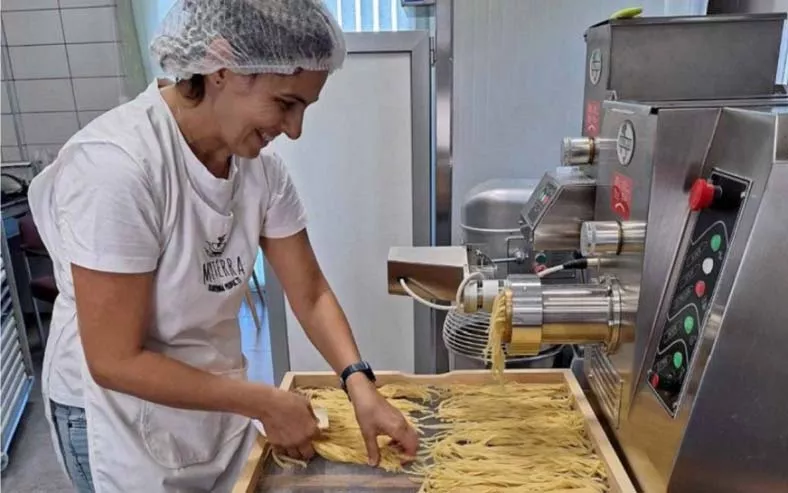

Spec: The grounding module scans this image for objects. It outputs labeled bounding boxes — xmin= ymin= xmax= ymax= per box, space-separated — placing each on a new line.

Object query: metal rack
xmin=1 ymin=222 xmax=35 ymax=472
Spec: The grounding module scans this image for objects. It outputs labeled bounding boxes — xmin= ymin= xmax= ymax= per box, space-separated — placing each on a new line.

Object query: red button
xmin=694 ymin=280 xmax=706 ymax=297
xmin=689 ymin=179 xmax=717 ymax=211
xmin=650 ymin=373 xmax=660 ymax=388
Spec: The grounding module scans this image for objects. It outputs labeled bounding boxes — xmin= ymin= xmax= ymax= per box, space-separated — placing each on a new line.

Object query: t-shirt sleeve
xmin=260 ymin=153 xmax=307 ymax=239
xmin=54 ymin=144 xmax=161 ymax=273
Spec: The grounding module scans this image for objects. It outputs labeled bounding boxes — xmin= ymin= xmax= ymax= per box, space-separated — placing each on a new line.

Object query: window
xmin=779 ymin=22 xmax=788 ymax=85
xmin=322 ymin=0 xmax=418 ymax=32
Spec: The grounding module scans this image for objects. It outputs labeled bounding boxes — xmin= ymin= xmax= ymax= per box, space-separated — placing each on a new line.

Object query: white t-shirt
xmin=28 ymin=80 xmax=307 ymax=408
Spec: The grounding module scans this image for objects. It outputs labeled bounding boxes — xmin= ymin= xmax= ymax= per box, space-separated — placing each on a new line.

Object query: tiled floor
xmin=1 ymin=289 xmax=274 ymax=491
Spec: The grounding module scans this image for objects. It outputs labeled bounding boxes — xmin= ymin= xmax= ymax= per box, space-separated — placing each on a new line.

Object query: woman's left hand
xmin=346 ymin=373 xmax=419 ymax=466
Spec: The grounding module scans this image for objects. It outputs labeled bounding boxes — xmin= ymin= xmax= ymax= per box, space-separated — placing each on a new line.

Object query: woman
xmin=27 ymin=1 xmax=418 ymax=491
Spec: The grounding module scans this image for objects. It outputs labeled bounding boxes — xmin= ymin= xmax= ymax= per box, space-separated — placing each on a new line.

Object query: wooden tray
xmin=233 ymin=370 xmax=636 ymax=493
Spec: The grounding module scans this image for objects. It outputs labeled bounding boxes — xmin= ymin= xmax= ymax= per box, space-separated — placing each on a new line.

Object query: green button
xmin=683 ymin=316 xmax=695 ymax=334
xmin=673 ymin=352 xmax=684 ymax=369
xmin=535 ymin=252 xmax=547 ymax=263
xmin=710 ymin=234 xmax=722 ymax=252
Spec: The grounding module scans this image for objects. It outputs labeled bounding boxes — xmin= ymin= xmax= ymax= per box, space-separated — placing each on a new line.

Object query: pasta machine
xmin=403 ymin=100 xmax=788 ymax=493
xmin=388 ymin=12 xmax=788 ymax=492
xmin=391 ymin=100 xmax=788 ymax=493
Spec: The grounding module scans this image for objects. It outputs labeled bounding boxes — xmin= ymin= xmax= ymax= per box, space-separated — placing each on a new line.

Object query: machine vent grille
xmin=585 ymin=345 xmax=623 ymax=428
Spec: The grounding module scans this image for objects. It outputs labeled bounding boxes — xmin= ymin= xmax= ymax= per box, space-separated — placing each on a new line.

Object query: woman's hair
xmin=176 ymin=74 xmax=205 ymax=102
xmin=151 ymin=0 xmax=345 ymax=83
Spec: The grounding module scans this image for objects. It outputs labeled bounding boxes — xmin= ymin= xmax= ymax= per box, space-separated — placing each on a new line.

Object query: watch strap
xmin=339 ymin=361 xmax=376 ymax=395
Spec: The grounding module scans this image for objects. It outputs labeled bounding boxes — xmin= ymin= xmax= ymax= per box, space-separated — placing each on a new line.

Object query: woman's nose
xmin=282 ymin=111 xmax=304 ymax=140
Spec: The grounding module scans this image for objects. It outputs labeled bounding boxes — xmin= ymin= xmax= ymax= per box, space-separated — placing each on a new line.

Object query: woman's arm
xmin=260 ymin=231 xmax=362 ymax=374
xmin=73 ymin=264 xmax=319 ymax=457
xmin=261 ymin=230 xmax=419 ymax=464
xmin=74 ymin=264 xmax=256 ymax=414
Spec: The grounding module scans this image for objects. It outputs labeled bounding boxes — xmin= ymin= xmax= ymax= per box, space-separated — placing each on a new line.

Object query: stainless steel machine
xmin=580 ymin=12 xmax=785 ymax=137
xmin=387 ymin=12 xmax=788 ymax=492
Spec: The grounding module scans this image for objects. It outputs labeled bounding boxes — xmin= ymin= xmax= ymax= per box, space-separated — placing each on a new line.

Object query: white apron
xmin=83 ymin=145 xmax=262 ymax=490
xmin=33 ymin=108 xmax=266 ymax=491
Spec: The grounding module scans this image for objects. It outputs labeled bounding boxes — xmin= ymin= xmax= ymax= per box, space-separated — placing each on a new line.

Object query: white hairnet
xmin=151 ymin=0 xmax=346 ymax=79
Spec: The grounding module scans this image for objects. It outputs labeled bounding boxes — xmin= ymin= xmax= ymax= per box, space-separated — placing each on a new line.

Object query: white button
xmin=702 ymin=258 xmax=714 ymax=275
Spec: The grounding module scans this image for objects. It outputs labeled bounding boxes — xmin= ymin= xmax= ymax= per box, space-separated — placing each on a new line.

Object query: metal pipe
xmin=542 ymin=323 xmax=610 ymax=344
xmin=502 ymin=277 xmax=623 ymax=354
xmin=539 ymin=284 xmax=612 ymax=344
xmin=461 ymin=277 xmax=621 ymax=352
xmin=541 ymin=284 xmax=611 ymax=326
xmin=532 ymin=225 xmax=583 ymax=251
xmin=509 ymin=276 xmax=543 ymax=327
xmin=561 ymin=137 xmax=596 ymax=165
xmin=581 ymin=220 xmax=647 ymax=257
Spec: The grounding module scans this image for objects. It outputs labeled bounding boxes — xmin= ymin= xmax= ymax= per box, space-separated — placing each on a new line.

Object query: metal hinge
xmin=429 ymin=36 xmax=436 ymax=66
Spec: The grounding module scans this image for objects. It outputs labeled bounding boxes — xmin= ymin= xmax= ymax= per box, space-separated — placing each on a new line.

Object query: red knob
xmin=689 ymin=179 xmax=717 ymax=211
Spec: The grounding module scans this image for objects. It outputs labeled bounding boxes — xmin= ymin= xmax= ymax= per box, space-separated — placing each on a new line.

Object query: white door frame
xmin=264 ymin=31 xmax=432 ymax=383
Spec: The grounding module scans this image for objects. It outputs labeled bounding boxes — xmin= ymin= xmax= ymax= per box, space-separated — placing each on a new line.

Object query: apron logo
xmin=201 ymin=235 xmax=246 ymax=292
xmin=204 ymin=234 xmax=228 ymax=257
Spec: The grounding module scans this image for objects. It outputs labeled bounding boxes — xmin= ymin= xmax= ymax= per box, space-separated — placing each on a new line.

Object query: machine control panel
xmin=647 ymin=170 xmax=748 ymax=415
xmin=523 ymin=179 xmax=559 ymax=227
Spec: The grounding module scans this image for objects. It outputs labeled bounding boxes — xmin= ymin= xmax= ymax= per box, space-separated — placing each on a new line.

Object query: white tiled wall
xmin=67 ymin=43 xmax=125 ymax=77
xmin=3 ymin=10 xmax=65 ymax=45
xmin=1 ymin=1 xmax=126 ymax=163
xmin=62 ymin=7 xmax=119 ymax=43
xmin=15 ymin=80 xmax=76 ymax=112
xmin=73 ymin=78 xmax=126 ymax=110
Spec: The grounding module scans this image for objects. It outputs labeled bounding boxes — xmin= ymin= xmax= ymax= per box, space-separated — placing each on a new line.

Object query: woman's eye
xmin=278 ymin=100 xmax=294 ymax=111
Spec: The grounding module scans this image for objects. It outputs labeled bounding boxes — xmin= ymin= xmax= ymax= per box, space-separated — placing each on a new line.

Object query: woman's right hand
xmin=257 ymin=388 xmax=320 ymax=461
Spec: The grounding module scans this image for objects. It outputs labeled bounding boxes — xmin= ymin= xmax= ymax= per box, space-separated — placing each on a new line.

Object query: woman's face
xmin=207 ymin=70 xmax=329 ymax=158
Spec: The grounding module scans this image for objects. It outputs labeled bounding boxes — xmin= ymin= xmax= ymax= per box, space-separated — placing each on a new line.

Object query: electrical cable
xmin=399 ymin=271 xmax=485 ymax=312
xmin=399 ymin=278 xmax=454 ymax=311
xmin=537 ymin=257 xmax=600 ymax=278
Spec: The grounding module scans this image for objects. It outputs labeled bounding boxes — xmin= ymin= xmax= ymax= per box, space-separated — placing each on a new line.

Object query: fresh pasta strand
xmin=271 ymin=385 xmax=430 ymax=473
xmin=484 ymin=289 xmax=509 ymax=380
xmin=268 ymin=381 xmax=609 ymax=493
xmin=415 ymin=382 xmax=609 ymax=493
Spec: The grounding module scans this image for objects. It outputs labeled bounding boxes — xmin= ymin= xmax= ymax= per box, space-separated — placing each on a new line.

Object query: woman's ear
xmin=203 ymin=37 xmax=234 ymax=89
xmin=205 ymin=69 xmax=229 ymax=89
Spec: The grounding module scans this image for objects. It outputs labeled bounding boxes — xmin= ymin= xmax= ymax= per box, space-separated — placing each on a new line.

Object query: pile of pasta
xmin=268 ymin=291 xmax=608 ymax=491
xmin=416 ymin=382 xmax=609 ymax=492
xmin=271 ymin=384 xmax=433 ymax=472
xmin=271 ymin=380 xmax=609 ymax=492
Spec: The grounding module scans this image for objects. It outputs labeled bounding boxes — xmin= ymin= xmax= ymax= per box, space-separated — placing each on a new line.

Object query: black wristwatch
xmin=339 ymin=361 xmax=376 ymax=397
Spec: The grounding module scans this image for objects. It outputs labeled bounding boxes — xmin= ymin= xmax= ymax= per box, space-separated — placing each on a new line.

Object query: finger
xmin=298 ymin=442 xmax=315 ymax=461
xmin=389 ymin=421 xmax=419 ymax=458
xmin=361 ymin=427 xmax=380 ymax=467
xmin=286 ymin=447 xmax=302 ymax=461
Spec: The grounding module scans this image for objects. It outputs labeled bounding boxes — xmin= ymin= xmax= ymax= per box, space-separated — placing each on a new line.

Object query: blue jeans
xmin=51 ymin=401 xmax=95 ymax=493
